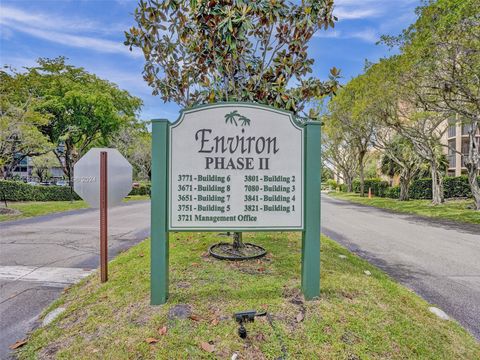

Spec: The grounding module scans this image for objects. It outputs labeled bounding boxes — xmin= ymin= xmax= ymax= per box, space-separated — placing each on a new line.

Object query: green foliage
xmin=325 ymin=179 xmax=337 ymax=189
xmin=0 ymin=180 xmax=80 ymax=202
xmin=0 ymin=70 xmax=53 ymax=178
xmin=385 ymin=186 xmax=401 ymax=199
xmin=366 ymin=176 xmax=480 ymax=200
xmin=352 ymin=179 xmax=389 ymax=197
xmin=8 ymin=57 xmax=143 ymax=183
xmin=30 ymin=152 xmax=59 ymax=182
xmin=444 ymin=176 xmax=478 ymax=199
xmin=129 ymin=183 xmax=151 ymax=196
xmin=103 ymin=121 xmax=152 ymax=180
xmin=125 ymin=0 xmax=339 ymax=116
xmin=407 ymin=179 xmax=432 ymax=200
xmin=0 ymin=181 xmax=153 ymax=201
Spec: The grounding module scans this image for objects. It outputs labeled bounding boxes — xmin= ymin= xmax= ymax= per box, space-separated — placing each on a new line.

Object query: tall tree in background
xmin=326 ymin=74 xmax=379 ymax=196
xmin=20 ymin=58 xmax=143 ymax=189
xmin=107 ymin=121 xmax=152 ymax=180
xmin=0 ymin=70 xmax=52 ymax=179
xmin=379 ymin=136 xmax=424 ymax=201
xmin=30 ymin=152 xmax=58 ymax=183
xmin=322 ymin=126 xmax=358 ymax=192
xmin=391 ymin=0 xmax=480 ymax=209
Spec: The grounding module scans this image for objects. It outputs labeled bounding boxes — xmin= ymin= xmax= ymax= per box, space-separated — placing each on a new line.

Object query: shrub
xmin=385 ymin=186 xmax=400 ymax=199
xmin=409 ymin=178 xmax=432 ymax=199
xmin=408 ymin=176 xmax=479 ymax=199
xmin=352 ymin=178 xmax=389 ymax=197
xmin=326 ymin=179 xmax=337 ymax=189
xmin=129 ymin=183 xmax=151 ymax=196
xmin=0 ymin=180 xmax=151 ymax=202
xmin=444 ymin=176 xmax=477 ymax=198
xmin=0 ymin=180 xmax=81 ymax=201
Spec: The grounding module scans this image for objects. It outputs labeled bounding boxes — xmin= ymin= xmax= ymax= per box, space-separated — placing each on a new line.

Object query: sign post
xmin=151 ymin=121 xmax=169 ymax=304
xmin=74 ymin=148 xmax=132 ymax=283
xmin=151 ymin=103 xmax=320 ymax=304
xmin=301 ymin=122 xmax=321 ymax=299
xmin=100 ymin=151 xmax=108 ymax=282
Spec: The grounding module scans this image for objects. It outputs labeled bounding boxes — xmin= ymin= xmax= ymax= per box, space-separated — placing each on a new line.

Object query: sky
xmin=0 ymin=0 xmax=421 ymax=122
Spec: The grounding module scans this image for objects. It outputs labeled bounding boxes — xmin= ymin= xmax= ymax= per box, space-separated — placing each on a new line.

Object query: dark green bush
xmin=409 ymin=178 xmax=432 ymax=199
xmin=129 ymin=183 xmax=151 ymax=196
xmin=444 ymin=176 xmax=477 ymax=198
xmin=0 ymin=180 xmax=81 ymax=201
xmin=352 ymin=178 xmax=389 ymax=197
xmin=339 ymin=184 xmax=348 ymax=192
xmin=0 ymin=180 xmax=151 ymax=201
xmin=385 ymin=186 xmax=400 ymax=199
xmin=408 ymin=176 xmax=479 ymax=199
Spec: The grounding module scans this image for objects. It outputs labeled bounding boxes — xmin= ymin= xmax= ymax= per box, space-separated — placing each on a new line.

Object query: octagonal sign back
xmin=74 ymin=148 xmax=132 ymax=208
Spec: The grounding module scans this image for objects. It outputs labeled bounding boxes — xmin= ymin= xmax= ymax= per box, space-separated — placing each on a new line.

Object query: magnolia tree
xmin=125 ymin=0 xmax=340 ymax=249
xmin=125 ymin=0 xmax=339 ymax=117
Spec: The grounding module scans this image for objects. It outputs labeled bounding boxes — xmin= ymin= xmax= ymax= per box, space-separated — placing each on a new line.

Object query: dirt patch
xmin=0 ymin=207 xmax=21 ymax=215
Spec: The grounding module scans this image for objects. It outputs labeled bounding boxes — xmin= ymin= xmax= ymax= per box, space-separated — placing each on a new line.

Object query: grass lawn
xmin=16 ymin=233 xmax=479 ymax=359
xmin=0 ymin=195 xmax=149 ymax=222
xmin=329 ymin=192 xmax=480 ymax=225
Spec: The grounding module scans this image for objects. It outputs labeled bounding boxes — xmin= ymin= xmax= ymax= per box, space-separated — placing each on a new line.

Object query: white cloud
xmin=314 ymin=28 xmax=378 ymax=43
xmin=334 ymin=7 xmax=382 ymax=20
xmin=314 ymin=30 xmax=342 ymax=39
xmin=350 ymin=28 xmax=379 ymax=43
xmin=0 ymin=6 xmax=98 ymax=33
xmin=0 ymin=4 xmax=139 ymax=57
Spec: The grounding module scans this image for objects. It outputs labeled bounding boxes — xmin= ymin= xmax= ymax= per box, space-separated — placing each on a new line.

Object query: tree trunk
xmin=430 ymin=162 xmax=444 ymax=205
xmin=233 ymin=232 xmax=244 ymax=249
xmin=399 ymin=177 xmax=410 ymax=201
xmin=399 ymin=169 xmax=412 ymax=201
xmin=343 ymin=173 xmax=353 ymax=192
xmin=468 ymin=168 xmax=480 ymax=210
xmin=358 ymin=151 xmax=366 ymax=197
xmin=464 ymin=120 xmax=480 ymax=210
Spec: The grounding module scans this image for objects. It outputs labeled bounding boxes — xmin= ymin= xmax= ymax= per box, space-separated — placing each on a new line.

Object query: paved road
xmin=321 ymin=194 xmax=480 ymax=340
xmin=0 ymin=201 xmax=150 ymax=359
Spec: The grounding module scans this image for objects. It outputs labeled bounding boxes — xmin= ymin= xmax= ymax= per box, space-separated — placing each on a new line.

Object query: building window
xmin=448 ymin=139 xmax=456 ymax=168
xmin=448 ymin=120 xmax=456 ymax=138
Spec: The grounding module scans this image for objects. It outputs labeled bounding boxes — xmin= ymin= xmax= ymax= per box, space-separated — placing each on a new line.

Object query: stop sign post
xmin=74 ymin=148 xmax=132 ymax=282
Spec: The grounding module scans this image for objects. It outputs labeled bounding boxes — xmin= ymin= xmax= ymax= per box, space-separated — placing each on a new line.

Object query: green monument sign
xmin=151 ymin=103 xmax=320 ymax=304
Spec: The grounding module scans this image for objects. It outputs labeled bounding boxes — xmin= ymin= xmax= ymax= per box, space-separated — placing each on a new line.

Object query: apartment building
xmin=443 ymin=120 xmax=480 ymax=177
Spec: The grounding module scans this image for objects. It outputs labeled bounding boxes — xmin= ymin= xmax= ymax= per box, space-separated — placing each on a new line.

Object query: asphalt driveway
xmin=0 ymin=200 xmax=150 ymax=359
xmin=321 ymin=194 xmax=480 ymax=340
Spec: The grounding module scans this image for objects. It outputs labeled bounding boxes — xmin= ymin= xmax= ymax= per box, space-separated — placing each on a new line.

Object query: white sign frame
xmin=167 ymin=103 xmax=304 ymax=231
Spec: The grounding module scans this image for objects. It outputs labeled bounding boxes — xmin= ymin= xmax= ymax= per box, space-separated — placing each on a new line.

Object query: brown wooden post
xmin=100 ymin=151 xmax=108 ymax=282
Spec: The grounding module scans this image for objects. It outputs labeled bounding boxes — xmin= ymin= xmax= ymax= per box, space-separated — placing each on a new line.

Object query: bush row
xmin=0 ymin=180 xmax=81 ymax=201
xmin=349 ymin=176 xmax=479 ymax=200
xmin=352 ymin=178 xmax=389 ymax=197
xmin=0 ymin=180 xmax=151 ymax=201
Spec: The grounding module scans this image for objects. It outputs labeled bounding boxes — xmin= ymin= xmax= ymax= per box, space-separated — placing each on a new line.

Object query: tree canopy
xmin=125 ymin=0 xmax=339 ymax=117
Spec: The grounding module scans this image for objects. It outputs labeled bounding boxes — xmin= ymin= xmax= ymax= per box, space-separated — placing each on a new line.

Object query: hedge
xmin=130 ymin=183 xmax=151 ymax=196
xmin=409 ymin=176 xmax=480 ymax=199
xmin=0 ymin=181 xmax=151 ymax=202
xmin=385 ymin=186 xmax=400 ymax=199
xmin=352 ymin=178 xmax=389 ymax=197
xmin=0 ymin=181 xmax=81 ymax=201
xmin=348 ymin=176 xmax=479 ymax=200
